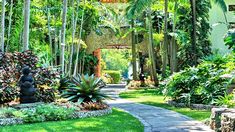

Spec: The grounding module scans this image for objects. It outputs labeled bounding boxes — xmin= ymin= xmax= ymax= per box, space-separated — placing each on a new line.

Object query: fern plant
xmin=61 ymin=74 xmax=109 ymax=104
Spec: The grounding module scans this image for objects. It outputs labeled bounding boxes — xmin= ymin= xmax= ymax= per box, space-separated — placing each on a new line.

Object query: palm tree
xmin=6 ymin=0 xmax=13 ymax=52
xmin=46 ymin=5 xmax=53 ymax=66
xmin=212 ymin=0 xmax=228 ymax=27
xmin=131 ymin=19 xmax=138 ymax=80
xmin=126 ymin=0 xmax=159 ymax=86
xmin=162 ymin=0 xmax=168 ymax=77
xmin=1 ymin=0 xmax=6 ymax=52
xmin=73 ymin=0 xmax=86 ymax=77
xmin=23 ymin=0 xmax=31 ymax=51
xmin=61 ymin=0 xmax=68 ymax=75
xmin=213 ymin=0 xmax=227 ymax=11
xmin=190 ymin=0 xmax=197 ymax=65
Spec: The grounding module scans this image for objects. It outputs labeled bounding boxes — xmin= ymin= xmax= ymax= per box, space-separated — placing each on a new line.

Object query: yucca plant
xmin=61 ymin=74 xmax=109 ymax=104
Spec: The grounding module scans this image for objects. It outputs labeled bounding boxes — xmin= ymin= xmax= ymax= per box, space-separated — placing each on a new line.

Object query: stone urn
xmin=19 ymin=66 xmax=37 ymax=103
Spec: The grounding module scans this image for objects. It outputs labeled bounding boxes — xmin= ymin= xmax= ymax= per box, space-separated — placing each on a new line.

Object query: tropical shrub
xmin=35 ymin=86 xmax=57 ymax=103
xmin=165 ymin=54 xmax=235 ymax=105
xmin=58 ymin=77 xmax=71 ymax=93
xmin=126 ymin=80 xmax=155 ymax=89
xmin=0 ymin=86 xmax=19 ymax=104
xmin=224 ymin=28 xmax=235 ymax=52
xmin=214 ymin=93 xmax=235 ymax=108
xmin=61 ymin=74 xmax=109 ymax=104
xmin=0 ymin=51 xmax=59 ymax=104
xmin=81 ymin=102 xmax=109 ymax=110
xmin=35 ymin=104 xmax=74 ymax=121
xmin=0 ymin=108 xmax=19 ymax=118
xmin=21 ymin=104 xmax=74 ymax=123
xmin=35 ymin=67 xmax=60 ymax=86
xmin=103 ymin=70 xmax=121 ymax=84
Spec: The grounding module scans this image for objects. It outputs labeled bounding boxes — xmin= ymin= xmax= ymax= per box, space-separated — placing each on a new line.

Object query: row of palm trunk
xmin=0 ymin=0 xmax=86 ymax=77
xmin=130 ymin=0 xmax=227 ymax=86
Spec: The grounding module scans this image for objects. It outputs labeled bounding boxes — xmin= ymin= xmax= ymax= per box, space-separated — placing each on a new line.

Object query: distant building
xmin=209 ymin=0 xmax=235 ymax=54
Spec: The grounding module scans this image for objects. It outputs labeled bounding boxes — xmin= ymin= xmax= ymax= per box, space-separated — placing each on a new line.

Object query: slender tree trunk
xmin=1 ymin=0 xmax=6 ymax=52
xmin=147 ymin=8 xmax=159 ymax=86
xmin=61 ymin=0 xmax=68 ymax=75
xmin=47 ymin=7 xmax=53 ymax=66
xmin=6 ymin=0 xmax=13 ymax=52
xmin=23 ymin=0 xmax=31 ymax=51
xmin=170 ymin=1 xmax=178 ymax=73
xmin=162 ymin=0 xmax=168 ymax=78
xmin=69 ymin=0 xmax=79 ymax=77
xmin=190 ymin=0 xmax=197 ymax=65
xmin=54 ymin=30 xmax=58 ymax=66
xmin=131 ymin=19 xmax=137 ymax=80
xmin=73 ymin=0 xmax=86 ymax=77
xmin=58 ymin=30 xmax=61 ymax=65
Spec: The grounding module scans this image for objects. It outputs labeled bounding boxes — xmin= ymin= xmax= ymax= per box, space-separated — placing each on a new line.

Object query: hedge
xmin=103 ymin=70 xmax=121 ymax=84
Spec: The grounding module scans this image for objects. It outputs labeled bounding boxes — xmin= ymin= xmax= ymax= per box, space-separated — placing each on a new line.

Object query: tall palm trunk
xmin=131 ymin=19 xmax=137 ymax=80
xmin=69 ymin=0 xmax=80 ymax=77
xmin=54 ymin=29 xmax=58 ymax=66
xmin=170 ymin=1 xmax=178 ymax=73
xmin=190 ymin=0 xmax=197 ymax=65
xmin=47 ymin=7 xmax=53 ymax=66
xmin=1 ymin=0 xmax=6 ymax=52
xmin=61 ymin=0 xmax=68 ymax=75
xmin=6 ymin=0 xmax=13 ymax=52
xmin=23 ymin=0 xmax=31 ymax=51
xmin=73 ymin=0 xmax=86 ymax=77
xmin=147 ymin=8 xmax=159 ymax=86
xmin=162 ymin=0 xmax=168 ymax=78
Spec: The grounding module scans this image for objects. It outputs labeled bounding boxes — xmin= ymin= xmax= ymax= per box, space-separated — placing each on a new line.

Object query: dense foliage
xmin=103 ymin=70 xmax=121 ymax=84
xmin=176 ymin=1 xmax=212 ymax=68
xmin=0 ymin=104 xmax=75 ymax=123
xmin=224 ymin=29 xmax=235 ymax=52
xmin=101 ymin=49 xmax=131 ymax=78
xmin=165 ymin=54 xmax=235 ymax=105
xmin=0 ymin=86 xmax=19 ymax=104
xmin=22 ymin=104 xmax=74 ymax=123
xmin=0 ymin=51 xmax=59 ymax=104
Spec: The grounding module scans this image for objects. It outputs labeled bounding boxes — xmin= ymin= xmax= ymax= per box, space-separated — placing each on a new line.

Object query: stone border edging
xmin=72 ymin=107 xmax=112 ymax=119
xmin=0 ymin=118 xmax=24 ymax=126
xmin=167 ymin=100 xmax=220 ymax=110
xmin=0 ymin=107 xmax=112 ymax=126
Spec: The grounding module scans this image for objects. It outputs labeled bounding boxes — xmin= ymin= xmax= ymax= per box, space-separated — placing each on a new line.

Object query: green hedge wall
xmin=104 ymin=70 xmax=121 ymax=84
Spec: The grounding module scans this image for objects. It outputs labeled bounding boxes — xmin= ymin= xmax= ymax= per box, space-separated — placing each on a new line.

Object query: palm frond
xmin=212 ymin=0 xmax=227 ymax=12
xmin=126 ymin=0 xmax=153 ymax=19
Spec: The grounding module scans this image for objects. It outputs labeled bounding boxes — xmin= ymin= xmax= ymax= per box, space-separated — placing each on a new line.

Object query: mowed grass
xmin=119 ymin=89 xmax=211 ymax=121
xmin=0 ymin=108 xmax=144 ymax=132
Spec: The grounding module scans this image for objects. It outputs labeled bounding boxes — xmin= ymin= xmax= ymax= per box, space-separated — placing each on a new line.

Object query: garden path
xmin=102 ymin=84 xmax=213 ymax=132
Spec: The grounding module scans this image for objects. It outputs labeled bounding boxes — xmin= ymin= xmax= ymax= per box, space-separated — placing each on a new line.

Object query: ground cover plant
xmin=0 ymin=109 xmax=144 ymax=132
xmin=120 ymin=89 xmax=211 ymax=121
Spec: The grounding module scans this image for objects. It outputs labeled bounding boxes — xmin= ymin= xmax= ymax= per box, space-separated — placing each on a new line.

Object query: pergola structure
xmin=90 ymin=1 xmax=148 ymax=77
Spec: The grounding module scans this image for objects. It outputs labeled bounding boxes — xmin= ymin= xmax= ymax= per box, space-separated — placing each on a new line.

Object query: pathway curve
xmin=102 ymin=84 xmax=213 ymax=132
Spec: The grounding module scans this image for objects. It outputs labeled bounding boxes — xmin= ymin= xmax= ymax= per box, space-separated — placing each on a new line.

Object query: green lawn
xmin=119 ymin=89 xmax=211 ymax=121
xmin=0 ymin=109 xmax=144 ymax=132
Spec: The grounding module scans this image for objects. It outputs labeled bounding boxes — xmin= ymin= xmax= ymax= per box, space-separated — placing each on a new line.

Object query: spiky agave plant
xmin=61 ymin=74 xmax=109 ymax=104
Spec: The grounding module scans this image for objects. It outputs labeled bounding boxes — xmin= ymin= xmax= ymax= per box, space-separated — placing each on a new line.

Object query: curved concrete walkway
xmin=102 ymin=84 xmax=213 ymax=132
